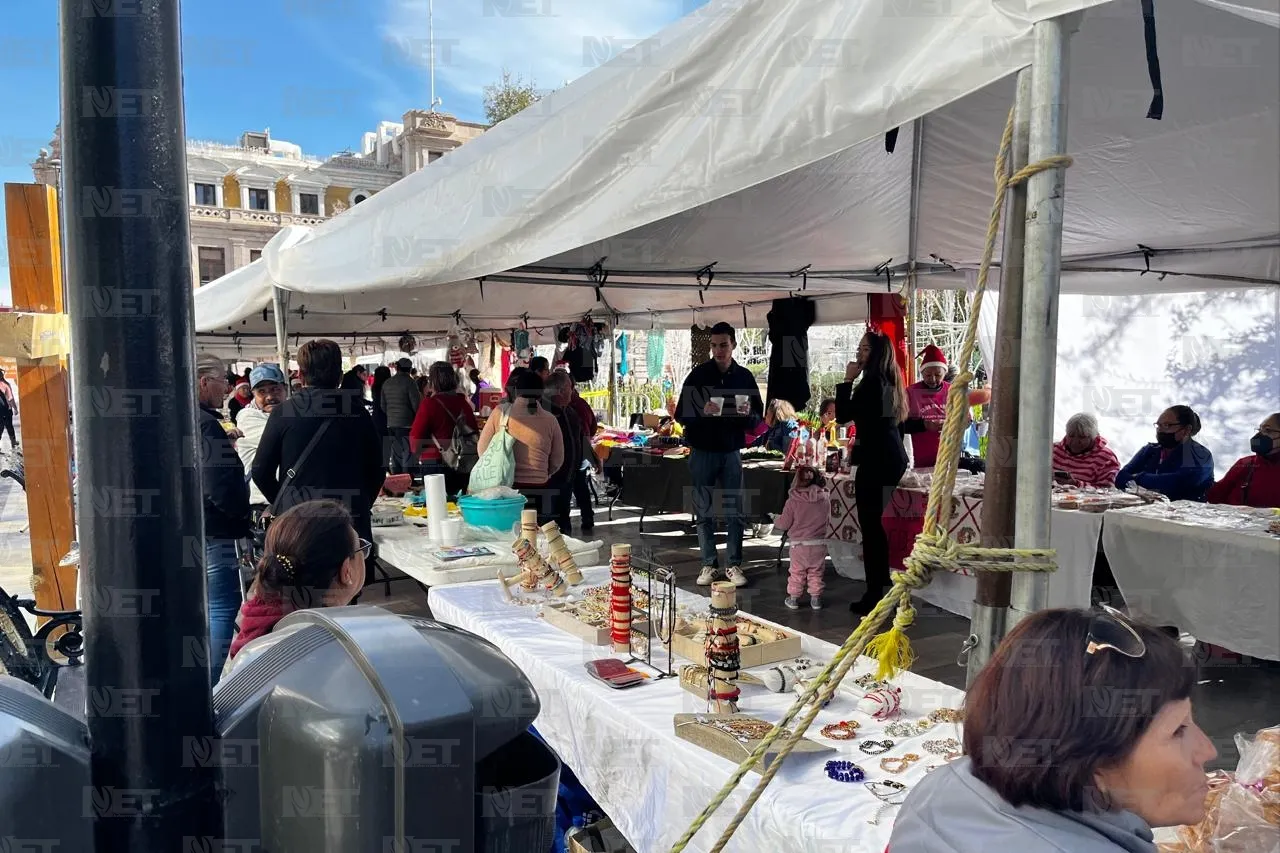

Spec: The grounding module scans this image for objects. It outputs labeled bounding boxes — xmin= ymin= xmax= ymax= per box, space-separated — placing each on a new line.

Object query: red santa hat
xmin=918 ymin=344 xmax=947 ymax=371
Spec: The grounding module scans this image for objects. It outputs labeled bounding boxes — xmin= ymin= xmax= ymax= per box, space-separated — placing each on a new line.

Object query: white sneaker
xmin=810 ymin=596 xmax=823 ymax=610
xmin=784 ymin=596 xmax=801 ymax=610
xmin=696 ymin=565 xmax=717 ymax=586
xmin=725 ymin=566 xmax=748 ymax=587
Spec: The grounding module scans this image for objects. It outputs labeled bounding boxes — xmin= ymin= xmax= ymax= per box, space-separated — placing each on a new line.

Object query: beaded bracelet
xmin=823 ymin=760 xmax=866 ymax=783
xmin=819 ymin=721 xmax=860 ymax=741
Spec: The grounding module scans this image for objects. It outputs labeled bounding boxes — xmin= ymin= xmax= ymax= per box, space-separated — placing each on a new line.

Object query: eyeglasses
xmin=1085 ymin=604 xmax=1146 ymax=658
xmin=354 ymin=538 xmax=373 ymax=560
xmin=1153 ymin=421 xmax=1183 ymax=430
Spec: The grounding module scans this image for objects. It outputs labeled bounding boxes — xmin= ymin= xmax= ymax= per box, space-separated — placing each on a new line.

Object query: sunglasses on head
xmin=1085 ymin=604 xmax=1147 ymax=658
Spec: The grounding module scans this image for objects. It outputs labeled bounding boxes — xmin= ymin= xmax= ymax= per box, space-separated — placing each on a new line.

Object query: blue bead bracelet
xmin=824 ymin=759 xmax=866 ymax=783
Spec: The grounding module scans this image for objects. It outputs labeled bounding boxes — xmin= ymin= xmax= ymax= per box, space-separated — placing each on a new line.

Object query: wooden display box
xmin=673 ymin=713 xmax=833 ymax=774
xmin=567 ymin=817 xmax=637 ymax=853
xmin=542 ymin=602 xmax=648 ymax=647
xmin=668 ymin=620 xmax=801 ymax=668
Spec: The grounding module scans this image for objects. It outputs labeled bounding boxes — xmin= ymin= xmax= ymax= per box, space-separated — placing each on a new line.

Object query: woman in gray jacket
xmin=890 ymin=607 xmax=1216 ymax=852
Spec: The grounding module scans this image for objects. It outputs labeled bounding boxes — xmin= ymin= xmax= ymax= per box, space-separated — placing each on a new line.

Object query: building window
xmin=197 ymin=247 xmax=226 ymax=285
xmin=351 ymin=191 xmax=369 ymax=205
xmin=247 ymin=188 xmax=270 ymax=210
xmin=299 ymin=193 xmax=319 ymax=215
xmin=427 ymin=151 xmax=442 ymax=163
xmin=194 ymin=182 xmax=217 ymax=206
xmin=249 ymin=249 xmax=262 ymax=263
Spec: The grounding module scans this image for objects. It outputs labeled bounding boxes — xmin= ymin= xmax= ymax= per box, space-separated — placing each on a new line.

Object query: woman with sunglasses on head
xmin=890 ymin=606 xmax=1216 ymax=852
xmin=1115 ymin=405 xmax=1214 ymax=501
xmin=220 ymin=500 xmax=368 ymax=681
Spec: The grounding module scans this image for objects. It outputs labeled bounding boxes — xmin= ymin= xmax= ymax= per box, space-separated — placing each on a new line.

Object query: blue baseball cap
xmin=249 ymin=363 xmax=286 ymax=389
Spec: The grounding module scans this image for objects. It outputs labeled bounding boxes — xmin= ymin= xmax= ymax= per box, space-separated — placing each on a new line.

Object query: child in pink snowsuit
xmin=772 ymin=466 xmax=831 ymax=610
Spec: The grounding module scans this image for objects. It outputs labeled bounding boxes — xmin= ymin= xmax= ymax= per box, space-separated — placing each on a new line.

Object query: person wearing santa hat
xmin=227 ymin=377 xmax=253 ymax=426
xmin=903 ymin=344 xmax=953 ymax=468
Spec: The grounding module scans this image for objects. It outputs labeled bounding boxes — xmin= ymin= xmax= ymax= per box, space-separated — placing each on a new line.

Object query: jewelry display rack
xmin=623 ymin=548 xmax=678 ymax=680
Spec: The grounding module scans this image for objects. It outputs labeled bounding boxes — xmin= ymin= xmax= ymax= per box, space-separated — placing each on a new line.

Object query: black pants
xmin=516 ymin=483 xmax=559 ymax=527
xmin=855 ymin=464 xmax=906 ymax=594
xmin=572 ymin=467 xmax=594 ymax=532
xmin=389 ymin=427 xmax=413 ymax=475
xmin=0 ymin=414 xmax=14 ymax=448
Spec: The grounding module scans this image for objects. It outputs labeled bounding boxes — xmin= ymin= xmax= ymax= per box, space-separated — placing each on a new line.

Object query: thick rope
xmin=669 ymin=105 xmax=1073 ymax=853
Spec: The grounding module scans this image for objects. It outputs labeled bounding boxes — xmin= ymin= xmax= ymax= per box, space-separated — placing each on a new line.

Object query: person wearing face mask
xmin=1205 ymin=412 xmax=1280 ymax=508
xmin=1115 ymin=405 xmax=1214 ymax=501
xmin=890 ymin=606 xmax=1217 ymax=853
xmin=902 ymin=344 xmax=952 ymax=468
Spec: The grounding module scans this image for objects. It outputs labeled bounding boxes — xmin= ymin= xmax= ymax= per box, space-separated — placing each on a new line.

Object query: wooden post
xmin=4 ymin=182 xmax=76 ymax=611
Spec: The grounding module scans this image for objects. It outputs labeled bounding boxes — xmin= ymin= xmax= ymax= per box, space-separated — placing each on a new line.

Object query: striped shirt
xmin=1052 ymin=437 xmax=1121 ymax=488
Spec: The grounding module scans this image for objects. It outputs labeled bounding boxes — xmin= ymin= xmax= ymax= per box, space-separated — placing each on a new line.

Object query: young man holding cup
xmin=675 ymin=322 xmax=764 ymax=587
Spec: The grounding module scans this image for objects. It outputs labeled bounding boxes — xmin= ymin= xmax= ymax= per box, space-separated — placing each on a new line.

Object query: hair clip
xmin=274 ymin=554 xmax=296 ymax=582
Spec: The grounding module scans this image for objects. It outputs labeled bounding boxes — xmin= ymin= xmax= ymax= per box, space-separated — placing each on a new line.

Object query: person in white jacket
xmin=236 ymin=363 xmax=287 ymax=507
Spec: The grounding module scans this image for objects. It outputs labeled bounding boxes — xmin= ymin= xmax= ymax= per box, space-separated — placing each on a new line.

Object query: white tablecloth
xmin=830 ymin=509 xmax=1103 ymax=618
xmin=429 ymin=567 xmax=965 ymax=853
xmin=374 ymin=523 xmax=602 ymax=586
xmin=1102 ymin=505 xmax=1280 ymax=660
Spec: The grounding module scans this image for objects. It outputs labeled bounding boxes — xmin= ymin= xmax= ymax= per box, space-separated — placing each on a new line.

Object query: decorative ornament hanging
xmin=398 ymin=332 xmax=417 ymax=354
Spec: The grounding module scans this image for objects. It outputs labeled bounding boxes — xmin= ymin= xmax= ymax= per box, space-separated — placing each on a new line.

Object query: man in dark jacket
xmin=381 ymin=357 xmax=422 ymax=473
xmin=675 ymin=322 xmax=763 ymax=588
xmin=253 ymin=339 xmax=386 ymax=585
xmin=543 ymin=371 xmax=585 ymax=532
xmin=196 ymin=352 xmax=251 ymax=679
xmin=567 ymin=379 xmax=599 ymax=533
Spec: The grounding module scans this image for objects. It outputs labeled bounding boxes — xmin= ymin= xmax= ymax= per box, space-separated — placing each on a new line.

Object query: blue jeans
xmin=206 ymin=538 xmax=242 ymax=682
xmin=689 ymin=449 xmax=744 ymax=569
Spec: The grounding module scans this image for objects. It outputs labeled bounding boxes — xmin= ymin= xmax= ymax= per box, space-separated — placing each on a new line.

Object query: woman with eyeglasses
xmin=1115 ymin=405 xmax=1214 ymax=501
xmin=890 ymin=607 xmax=1216 ymax=852
xmin=220 ymin=500 xmax=368 ymax=680
xmin=1205 ymin=412 xmax=1280 ymax=508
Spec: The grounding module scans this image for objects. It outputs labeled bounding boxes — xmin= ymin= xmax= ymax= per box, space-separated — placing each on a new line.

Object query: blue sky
xmin=0 ymin=0 xmax=699 ymax=304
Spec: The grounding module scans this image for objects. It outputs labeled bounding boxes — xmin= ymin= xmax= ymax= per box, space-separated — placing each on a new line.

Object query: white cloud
xmin=381 ymin=0 xmax=685 ymax=110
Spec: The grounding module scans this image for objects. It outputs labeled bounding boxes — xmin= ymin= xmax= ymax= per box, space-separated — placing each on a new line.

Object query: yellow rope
xmin=668 ymin=104 xmax=1073 ymax=853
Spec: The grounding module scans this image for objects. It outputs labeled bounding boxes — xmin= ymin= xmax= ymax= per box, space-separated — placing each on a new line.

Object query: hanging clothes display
xmin=563 ymin=319 xmax=597 ymax=383
xmin=646 ymin=329 xmax=665 ymax=381
xmin=765 ymin=297 xmax=816 ymax=410
xmin=617 ymin=332 xmax=629 ymax=378
xmin=690 ymin=324 xmax=712 ymax=369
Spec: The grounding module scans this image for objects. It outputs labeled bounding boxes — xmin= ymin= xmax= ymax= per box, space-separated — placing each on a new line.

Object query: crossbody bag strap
xmin=270 ymin=419 xmax=332 ymax=514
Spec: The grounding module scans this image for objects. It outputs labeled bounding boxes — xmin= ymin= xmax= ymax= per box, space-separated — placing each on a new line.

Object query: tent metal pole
xmin=61 ymin=0 xmax=223 ymax=845
xmin=272 ymin=286 xmax=290 ymax=370
xmin=1011 ymin=14 xmax=1077 ymax=626
xmin=968 ymin=68 xmax=1032 ymax=685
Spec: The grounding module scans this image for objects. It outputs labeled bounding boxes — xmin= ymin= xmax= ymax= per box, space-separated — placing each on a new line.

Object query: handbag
xmin=467 ymin=408 xmax=517 ymax=493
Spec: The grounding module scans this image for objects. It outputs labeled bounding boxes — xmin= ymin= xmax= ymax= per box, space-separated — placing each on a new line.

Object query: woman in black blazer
xmin=835 ymin=330 xmax=910 ymax=614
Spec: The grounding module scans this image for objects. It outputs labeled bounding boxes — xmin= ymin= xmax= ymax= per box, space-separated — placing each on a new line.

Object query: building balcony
xmin=190 ymin=205 xmax=327 ymax=227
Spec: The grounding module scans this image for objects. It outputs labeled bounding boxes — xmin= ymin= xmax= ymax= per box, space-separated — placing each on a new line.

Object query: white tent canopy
xmin=194 ymin=0 xmax=1278 ymax=350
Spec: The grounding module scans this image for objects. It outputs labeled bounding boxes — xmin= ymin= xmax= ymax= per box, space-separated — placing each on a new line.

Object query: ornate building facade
xmin=31 ymin=110 xmax=485 ymax=289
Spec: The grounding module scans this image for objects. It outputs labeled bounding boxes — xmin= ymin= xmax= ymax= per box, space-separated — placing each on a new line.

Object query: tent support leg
xmin=1011 ymin=14 xmax=1077 ymax=626
xmin=272 ymin=286 xmax=290 ymax=370
xmin=968 ymin=68 xmax=1032 ymax=685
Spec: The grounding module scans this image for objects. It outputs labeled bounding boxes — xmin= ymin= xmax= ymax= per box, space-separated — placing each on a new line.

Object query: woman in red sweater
xmin=409 ymin=361 xmax=480 ymax=497
xmin=221 ymin=500 xmax=366 ymax=680
xmin=1206 ymin=413 xmax=1280 ymax=508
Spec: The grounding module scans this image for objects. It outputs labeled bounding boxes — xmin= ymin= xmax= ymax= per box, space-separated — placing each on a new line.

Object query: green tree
xmin=483 ymin=68 xmax=542 ymax=126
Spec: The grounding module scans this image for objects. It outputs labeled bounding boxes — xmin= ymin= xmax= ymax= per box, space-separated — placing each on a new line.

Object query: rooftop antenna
xmin=429 ymin=0 xmax=442 ymax=111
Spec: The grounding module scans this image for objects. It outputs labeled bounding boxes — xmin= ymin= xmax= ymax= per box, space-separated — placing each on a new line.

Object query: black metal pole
xmin=61 ymin=0 xmax=222 ymax=848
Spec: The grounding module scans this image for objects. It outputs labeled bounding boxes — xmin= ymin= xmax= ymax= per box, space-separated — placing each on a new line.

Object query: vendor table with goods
xmin=603 ymin=445 xmax=792 ymax=528
xmin=429 ymin=566 xmax=966 ymax=853
xmin=1101 ymin=502 xmax=1280 ymax=661
xmin=826 ymin=472 xmax=1117 ymax=618
xmin=374 ymin=523 xmax=603 ymax=587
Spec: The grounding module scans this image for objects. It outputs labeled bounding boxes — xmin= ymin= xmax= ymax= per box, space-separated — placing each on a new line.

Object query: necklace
xmin=923 ymin=738 xmax=962 ymax=760
xmin=884 ymin=719 xmax=936 ymax=739
xmin=824 ymin=759 xmax=866 ymax=783
xmin=880 ymin=753 xmax=921 ymax=774
xmin=865 ymin=779 xmax=908 ymax=826
xmin=858 ymin=739 xmax=894 ymax=756
xmin=929 ymin=708 xmax=964 ymax=724
xmin=694 ymin=715 xmax=791 ymax=744
xmin=819 ymin=721 xmax=860 ymax=740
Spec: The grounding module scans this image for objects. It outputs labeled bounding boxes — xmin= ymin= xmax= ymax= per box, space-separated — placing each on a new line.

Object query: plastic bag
xmin=1173 ymin=726 xmax=1280 ymax=853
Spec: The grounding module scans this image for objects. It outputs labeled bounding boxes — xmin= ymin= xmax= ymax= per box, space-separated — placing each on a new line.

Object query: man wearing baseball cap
xmin=236 ymin=364 xmax=287 ymax=507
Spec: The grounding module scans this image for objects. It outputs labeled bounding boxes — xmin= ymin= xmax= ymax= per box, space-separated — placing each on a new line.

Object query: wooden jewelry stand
xmin=540 ymin=520 xmax=583 ymax=585
xmin=705 ymin=582 xmax=740 ymax=712
xmin=511 ymin=537 xmax=567 ymax=597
